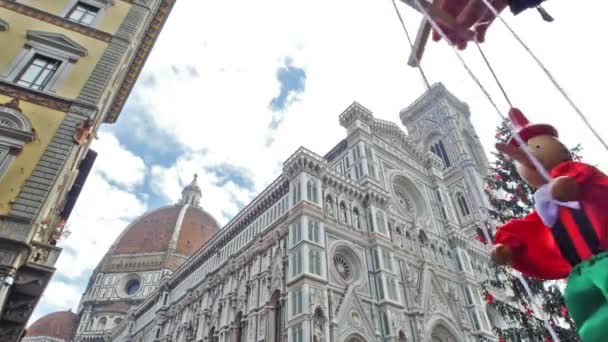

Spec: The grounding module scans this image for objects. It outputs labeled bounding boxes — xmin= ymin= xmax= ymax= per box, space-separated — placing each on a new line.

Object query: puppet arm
xmin=494 ymin=213 xmax=571 ymax=280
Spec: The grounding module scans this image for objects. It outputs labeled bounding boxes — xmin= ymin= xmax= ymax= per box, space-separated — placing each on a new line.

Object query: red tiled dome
xmin=112 ymin=205 xmax=219 ymax=256
xmin=26 ymin=310 xmax=78 ymax=340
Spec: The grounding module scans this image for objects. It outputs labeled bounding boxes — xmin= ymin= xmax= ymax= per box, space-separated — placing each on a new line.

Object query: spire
xmin=180 ymin=174 xmax=202 ymax=207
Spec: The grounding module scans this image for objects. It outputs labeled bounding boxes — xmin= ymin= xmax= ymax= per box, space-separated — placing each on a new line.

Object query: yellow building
xmin=0 ymin=0 xmax=176 ymax=339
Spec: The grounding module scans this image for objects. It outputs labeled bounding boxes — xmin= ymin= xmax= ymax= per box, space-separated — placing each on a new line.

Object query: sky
xmin=29 ymin=0 xmax=608 ymax=323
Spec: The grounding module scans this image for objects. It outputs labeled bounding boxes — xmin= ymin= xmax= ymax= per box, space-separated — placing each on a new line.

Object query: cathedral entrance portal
xmin=430 ymin=324 xmax=458 ymax=342
xmin=267 ymin=290 xmax=282 ymax=342
xmin=344 ymin=333 xmax=368 ymax=342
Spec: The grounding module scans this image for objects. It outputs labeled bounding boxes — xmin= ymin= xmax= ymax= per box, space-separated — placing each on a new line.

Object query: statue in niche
xmin=313 ymin=308 xmax=326 ymax=342
xmin=339 ymin=202 xmax=348 ymax=223
xmin=313 ymin=319 xmax=325 ymax=342
xmin=325 ymin=196 xmax=334 ymax=218
xmin=352 ymin=209 xmax=360 ymax=230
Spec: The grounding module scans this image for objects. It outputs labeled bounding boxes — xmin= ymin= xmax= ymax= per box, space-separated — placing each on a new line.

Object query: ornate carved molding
xmin=105 ymin=0 xmax=176 ymax=123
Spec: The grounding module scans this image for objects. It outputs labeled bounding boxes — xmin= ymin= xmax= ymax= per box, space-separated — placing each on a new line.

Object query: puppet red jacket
xmin=493 ymin=161 xmax=608 ymax=280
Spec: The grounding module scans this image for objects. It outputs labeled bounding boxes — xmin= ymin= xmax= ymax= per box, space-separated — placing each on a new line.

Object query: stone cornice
xmin=105 ymin=0 xmax=176 ymax=123
xmin=339 ymin=101 xmax=374 ymax=128
xmin=283 ymin=147 xmax=327 ymax=178
xmin=0 ymin=80 xmax=97 ymax=113
xmin=0 ymin=0 xmax=112 ymax=42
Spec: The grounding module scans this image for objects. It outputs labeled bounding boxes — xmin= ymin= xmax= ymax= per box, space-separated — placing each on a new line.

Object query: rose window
xmin=333 ymin=254 xmax=352 ymax=282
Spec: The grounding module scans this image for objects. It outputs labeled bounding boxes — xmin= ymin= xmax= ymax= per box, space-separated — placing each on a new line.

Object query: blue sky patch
xmin=269 ymin=57 xmax=306 ymax=113
xmin=205 ymin=163 xmax=254 ymax=191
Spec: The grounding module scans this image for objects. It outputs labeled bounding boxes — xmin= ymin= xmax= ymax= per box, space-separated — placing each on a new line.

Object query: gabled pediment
xmin=26 ymin=30 xmax=88 ymax=57
xmin=419 ymin=266 xmax=463 ymax=327
xmin=336 ymin=288 xmax=376 ymax=340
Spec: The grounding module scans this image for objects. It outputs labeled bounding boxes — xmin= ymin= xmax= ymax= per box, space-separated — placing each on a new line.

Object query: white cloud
xmin=92 ymin=132 xmax=147 ymax=190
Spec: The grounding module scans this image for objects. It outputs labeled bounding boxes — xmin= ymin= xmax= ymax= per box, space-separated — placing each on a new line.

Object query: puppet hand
xmin=551 ymin=176 xmax=580 ymax=202
xmin=491 ymin=244 xmax=513 ymax=265
xmin=431 ymin=0 xmax=508 ymax=49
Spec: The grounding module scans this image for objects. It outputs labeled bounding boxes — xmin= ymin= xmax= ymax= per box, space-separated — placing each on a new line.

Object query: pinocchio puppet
xmin=491 ymin=109 xmax=608 ymax=342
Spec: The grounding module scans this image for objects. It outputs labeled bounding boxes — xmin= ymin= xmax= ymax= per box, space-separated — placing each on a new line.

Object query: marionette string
xmin=391 ymin=0 xmax=431 ymax=90
xmin=406 ymin=2 xmax=560 ymax=340
xmin=478 ymin=0 xmax=608 ymax=152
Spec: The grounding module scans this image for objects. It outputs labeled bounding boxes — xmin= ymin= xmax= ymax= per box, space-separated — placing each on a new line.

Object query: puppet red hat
xmin=508 ymin=108 xmax=558 ymax=146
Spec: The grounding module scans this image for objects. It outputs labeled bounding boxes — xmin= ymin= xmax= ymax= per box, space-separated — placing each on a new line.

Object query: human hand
xmin=551 ymin=176 xmax=579 ymax=202
xmin=491 ymin=244 xmax=513 ymax=265
xmin=432 ymin=0 xmax=509 ymax=49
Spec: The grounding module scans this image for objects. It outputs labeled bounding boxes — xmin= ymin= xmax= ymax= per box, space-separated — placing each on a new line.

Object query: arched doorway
xmin=234 ymin=311 xmax=243 ymax=342
xmin=208 ymin=326 xmax=218 ymax=342
xmin=267 ymin=290 xmax=282 ymax=342
xmin=430 ymin=324 xmax=458 ymax=342
xmin=344 ymin=333 xmax=368 ymax=342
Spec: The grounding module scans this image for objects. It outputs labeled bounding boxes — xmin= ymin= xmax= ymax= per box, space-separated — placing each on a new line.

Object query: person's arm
xmin=508 ymin=0 xmax=546 ymax=15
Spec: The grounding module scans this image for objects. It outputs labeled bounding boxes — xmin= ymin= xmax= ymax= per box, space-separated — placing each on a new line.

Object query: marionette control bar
xmin=400 ymin=0 xmax=475 ymax=67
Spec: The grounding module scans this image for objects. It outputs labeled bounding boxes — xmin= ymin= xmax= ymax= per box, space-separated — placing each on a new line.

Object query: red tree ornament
xmin=485 ymin=293 xmax=494 ymax=304
xmin=525 ymin=307 xmax=533 ymax=316
xmin=561 ymin=305 xmax=568 ymax=317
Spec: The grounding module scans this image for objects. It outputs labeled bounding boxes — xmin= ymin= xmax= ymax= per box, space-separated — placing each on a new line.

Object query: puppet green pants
xmin=565 ymin=252 xmax=608 ymax=342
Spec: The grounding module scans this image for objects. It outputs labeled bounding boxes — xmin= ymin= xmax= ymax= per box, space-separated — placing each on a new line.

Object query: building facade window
xmin=292 ymin=324 xmax=303 ymax=342
xmin=354 ymin=162 xmax=364 ymax=179
xmin=67 ymin=2 xmax=100 ymax=26
xmin=456 ymin=193 xmax=471 ymax=217
xmin=309 ymin=249 xmax=322 ymax=275
xmin=430 ymin=140 xmax=451 ymax=168
xmin=382 ymin=250 xmax=393 ymax=272
xmin=15 ymin=54 xmax=60 ymax=90
xmin=291 ymin=288 xmax=303 ymax=316
xmin=375 ymin=211 xmax=386 ymax=233
xmin=435 ymin=189 xmax=448 ymax=220
xmin=291 ymin=250 xmax=302 ymax=277
xmin=292 ymin=181 xmax=301 ymax=205
xmin=307 ymin=220 xmax=320 ymax=243
xmin=291 ymin=222 xmax=301 ymax=246
xmin=387 ymin=277 xmax=398 ymax=301
xmin=1 ymin=31 xmax=87 ymax=93
xmin=306 ymin=180 xmax=319 ymax=203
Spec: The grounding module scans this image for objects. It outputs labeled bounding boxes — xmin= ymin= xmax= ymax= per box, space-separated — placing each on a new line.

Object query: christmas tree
xmin=478 ymin=118 xmax=582 ymax=342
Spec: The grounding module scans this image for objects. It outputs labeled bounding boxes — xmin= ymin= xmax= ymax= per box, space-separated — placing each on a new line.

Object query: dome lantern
xmin=180 ymin=173 xmax=202 ymax=207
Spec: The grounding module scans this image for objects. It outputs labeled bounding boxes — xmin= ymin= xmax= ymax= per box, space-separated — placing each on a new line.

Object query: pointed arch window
xmin=306 ymin=180 xmax=319 ymax=203
xmin=456 ymin=193 xmax=471 ymax=217
xmin=309 ymin=249 xmax=322 ymax=275
xmin=430 ymin=140 xmax=451 ymax=168
xmin=375 ymin=211 xmax=386 ymax=233
xmin=307 ymin=219 xmax=320 ymax=243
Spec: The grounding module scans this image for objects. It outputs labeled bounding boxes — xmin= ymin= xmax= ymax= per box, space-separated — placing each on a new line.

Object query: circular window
xmin=391 ymin=174 xmax=428 ymax=219
xmin=333 ymin=254 xmax=352 ymax=282
xmin=331 ymin=244 xmax=363 ymax=285
xmin=126 ymin=279 xmax=141 ymax=295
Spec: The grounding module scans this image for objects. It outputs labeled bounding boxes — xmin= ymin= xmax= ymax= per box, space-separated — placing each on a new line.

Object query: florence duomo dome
xmin=24 ymin=175 xmax=220 ymax=342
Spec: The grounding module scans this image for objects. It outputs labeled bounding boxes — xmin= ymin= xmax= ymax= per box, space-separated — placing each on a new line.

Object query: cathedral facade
xmin=26 ymin=84 xmax=499 ymax=342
